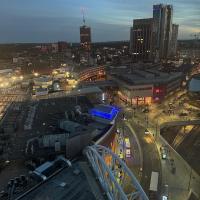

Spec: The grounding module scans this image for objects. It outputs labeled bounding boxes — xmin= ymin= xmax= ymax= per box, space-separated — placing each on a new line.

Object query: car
xmin=126 ymin=149 xmax=131 ymax=158
xmin=142 ymin=108 xmax=149 ymax=113
xmin=162 ymin=184 xmax=169 ymax=200
xmin=179 ymin=112 xmax=188 ymax=117
xmin=119 ymin=152 xmax=123 ymax=159
xmin=168 ymin=102 xmax=173 ymax=107
xmin=144 ymin=129 xmax=150 ymax=135
xmin=160 ymin=146 xmax=168 ymax=159
xmin=125 ymin=138 xmax=130 ymax=148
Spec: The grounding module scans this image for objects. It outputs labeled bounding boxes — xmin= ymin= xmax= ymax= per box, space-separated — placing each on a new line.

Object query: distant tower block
xmin=80 ymin=7 xmax=91 ymax=51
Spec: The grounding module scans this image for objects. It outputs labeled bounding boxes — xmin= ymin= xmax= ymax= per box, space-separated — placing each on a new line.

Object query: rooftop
xmin=90 ymin=104 xmax=119 ymax=123
xmin=17 ymin=161 xmax=105 ymax=200
xmin=31 ymin=96 xmax=93 ymax=134
xmin=110 ymin=68 xmax=183 ymax=86
xmin=71 ymin=86 xmax=102 ymax=95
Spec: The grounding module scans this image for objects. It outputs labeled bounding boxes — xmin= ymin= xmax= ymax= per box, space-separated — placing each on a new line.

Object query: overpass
xmin=78 ymin=66 xmax=106 ymax=82
xmin=159 ymin=119 xmax=200 ymax=129
xmin=78 ymin=80 xmax=117 ymax=90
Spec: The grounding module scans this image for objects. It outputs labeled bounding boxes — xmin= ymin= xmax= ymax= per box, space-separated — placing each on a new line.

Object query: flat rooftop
xmin=31 ymin=96 xmax=93 ymax=134
xmin=17 ymin=161 xmax=105 ymax=200
xmin=110 ymin=68 xmax=183 ymax=85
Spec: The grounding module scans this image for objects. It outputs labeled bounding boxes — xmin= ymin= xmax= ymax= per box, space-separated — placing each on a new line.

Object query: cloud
xmin=0 ymin=0 xmax=199 ymax=42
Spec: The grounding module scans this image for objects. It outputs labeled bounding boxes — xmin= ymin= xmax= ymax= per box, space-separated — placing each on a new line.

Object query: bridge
xmin=78 ymin=66 xmax=106 ymax=82
xmin=84 ymin=145 xmax=149 ymax=200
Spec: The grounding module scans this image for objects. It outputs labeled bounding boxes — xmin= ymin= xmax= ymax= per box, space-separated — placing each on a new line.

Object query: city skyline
xmin=0 ymin=0 xmax=199 ymax=43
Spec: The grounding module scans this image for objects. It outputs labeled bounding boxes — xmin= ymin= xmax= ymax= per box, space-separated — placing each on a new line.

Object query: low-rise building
xmin=108 ymin=67 xmax=183 ymax=105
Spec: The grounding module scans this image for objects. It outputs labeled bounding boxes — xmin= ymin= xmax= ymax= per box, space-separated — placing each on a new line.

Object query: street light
xmin=34 ymin=72 xmax=39 ymax=77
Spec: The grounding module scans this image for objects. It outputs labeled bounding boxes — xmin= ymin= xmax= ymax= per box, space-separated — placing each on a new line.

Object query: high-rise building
xmin=80 ymin=25 xmax=91 ymax=50
xmin=153 ymin=4 xmax=173 ymax=60
xmin=131 ymin=18 xmax=154 ymax=62
xmin=170 ymin=24 xmax=179 ymax=56
xmin=129 ymin=27 xmax=133 ymax=52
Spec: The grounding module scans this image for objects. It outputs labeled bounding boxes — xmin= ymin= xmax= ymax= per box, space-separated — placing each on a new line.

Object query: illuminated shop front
xmin=118 ymin=87 xmax=153 ymax=106
xmin=109 ymin=68 xmax=183 ymax=105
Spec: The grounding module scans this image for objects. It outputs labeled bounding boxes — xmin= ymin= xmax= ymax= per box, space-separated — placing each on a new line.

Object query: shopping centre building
xmin=108 ymin=67 xmax=183 ymax=105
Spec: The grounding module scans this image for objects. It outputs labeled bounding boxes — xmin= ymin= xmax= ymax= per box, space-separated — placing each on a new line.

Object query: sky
xmin=0 ymin=0 xmax=199 ymax=43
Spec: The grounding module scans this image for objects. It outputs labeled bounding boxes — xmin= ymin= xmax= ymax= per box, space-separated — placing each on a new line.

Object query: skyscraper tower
xmin=170 ymin=24 xmax=179 ymax=56
xmin=131 ymin=18 xmax=154 ymax=62
xmin=129 ymin=27 xmax=133 ymax=52
xmin=153 ymin=4 xmax=173 ymax=60
xmin=80 ymin=8 xmax=91 ymax=51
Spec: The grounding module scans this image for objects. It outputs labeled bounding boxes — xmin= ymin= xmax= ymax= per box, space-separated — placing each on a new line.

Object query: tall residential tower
xmin=170 ymin=24 xmax=179 ymax=56
xmin=80 ymin=10 xmax=91 ymax=51
xmin=153 ymin=4 xmax=173 ymax=60
xmin=131 ymin=18 xmax=154 ymax=62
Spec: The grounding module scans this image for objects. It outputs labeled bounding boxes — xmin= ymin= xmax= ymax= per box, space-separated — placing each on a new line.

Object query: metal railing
xmin=84 ymin=144 xmax=149 ymax=200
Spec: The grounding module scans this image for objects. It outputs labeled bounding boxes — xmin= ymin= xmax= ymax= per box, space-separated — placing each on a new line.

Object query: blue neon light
xmin=90 ymin=105 xmax=119 ymax=120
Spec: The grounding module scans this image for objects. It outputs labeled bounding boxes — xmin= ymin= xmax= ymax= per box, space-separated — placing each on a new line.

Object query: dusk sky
xmin=0 ymin=0 xmax=199 ymax=43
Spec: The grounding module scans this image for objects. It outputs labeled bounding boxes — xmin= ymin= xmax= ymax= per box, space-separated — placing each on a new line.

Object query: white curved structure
xmin=84 ymin=145 xmax=149 ymax=200
xmin=188 ymin=74 xmax=200 ymax=93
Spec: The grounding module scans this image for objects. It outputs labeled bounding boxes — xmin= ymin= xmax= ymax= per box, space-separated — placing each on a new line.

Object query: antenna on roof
xmin=81 ymin=7 xmax=86 ymax=25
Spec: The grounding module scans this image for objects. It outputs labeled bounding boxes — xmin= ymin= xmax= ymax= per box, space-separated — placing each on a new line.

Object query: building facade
xmin=170 ymin=24 xmax=179 ymax=56
xmin=153 ymin=4 xmax=173 ymax=60
xmin=129 ymin=27 xmax=133 ymax=52
xmin=80 ymin=25 xmax=91 ymax=51
xmin=131 ymin=18 xmax=154 ymax=62
xmin=108 ymin=68 xmax=183 ymax=105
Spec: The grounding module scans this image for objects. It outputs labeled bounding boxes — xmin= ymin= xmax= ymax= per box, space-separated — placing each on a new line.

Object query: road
xmin=126 ymin=120 xmax=161 ymax=195
xmin=113 ymin=109 xmax=161 ymax=198
xmin=127 ymin=106 xmax=200 ymax=199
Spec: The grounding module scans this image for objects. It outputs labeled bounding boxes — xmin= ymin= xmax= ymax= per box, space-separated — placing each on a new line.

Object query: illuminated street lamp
xmin=12 ymin=76 xmax=16 ymax=81
xmin=34 ymin=72 xmax=39 ymax=77
xmin=52 ymin=70 xmax=58 ymax=75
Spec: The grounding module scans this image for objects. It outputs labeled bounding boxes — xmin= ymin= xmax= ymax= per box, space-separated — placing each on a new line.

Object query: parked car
xmin=160 ymin=146 xmax=168 ymax=159
xmin=162 ymin=184 xmax=169 ymax=200
xmin=179 ymin=112 xmax=188 ymax=117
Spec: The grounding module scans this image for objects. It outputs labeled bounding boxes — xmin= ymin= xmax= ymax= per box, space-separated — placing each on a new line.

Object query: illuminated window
xmin=155 ymin=89 xmax=160 ymax=93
